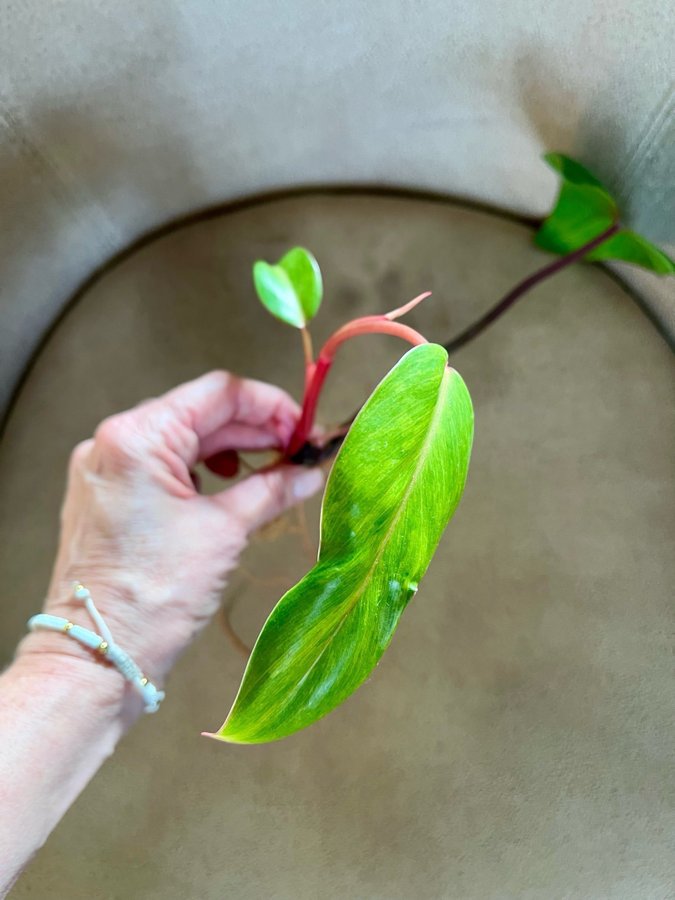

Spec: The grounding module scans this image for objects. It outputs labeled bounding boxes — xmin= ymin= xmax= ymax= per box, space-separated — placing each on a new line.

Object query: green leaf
xmin=535 ymin=153 xmax=675 ymax=275
xmin=535 ymin=153 xmax=618 ymax=255
xmin=253 ymin=247 xmax=323 ymax=328
xmin=210 ymin=344 xmax=474 ymax=744
xmin=586 ymin=230 xmax=675 ymax=273
xmin=542 ymin=152 xmax=606 ymax=189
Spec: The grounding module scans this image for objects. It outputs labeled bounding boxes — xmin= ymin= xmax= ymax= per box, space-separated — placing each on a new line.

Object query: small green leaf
xmin=543 ymin=152 xmax=606 ymax=189
xmin=253 ymin=247 xmax=323 ymax=328
xmin=535 ymin=153 xmax=618 ymax=255
xmin=586 ymin=230 xmax=675 ymax=273
xmin=535 ymin=153 xmax=674 ymax=275
xmin=210 ymin=344 xmax=474 ymax=744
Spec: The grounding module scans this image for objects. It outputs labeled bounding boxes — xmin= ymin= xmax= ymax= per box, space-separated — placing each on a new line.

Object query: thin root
xmin=220 ymin=593 xmax=252 ymax=658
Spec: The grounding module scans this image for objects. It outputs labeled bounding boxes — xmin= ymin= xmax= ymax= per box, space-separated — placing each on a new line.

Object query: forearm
xmin=0 ymin=370 xmax=320 ymax=894
xmin=0 ymin=637 xmax=133 ymax=896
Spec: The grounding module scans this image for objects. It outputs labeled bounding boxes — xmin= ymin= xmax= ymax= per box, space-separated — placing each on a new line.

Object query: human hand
xmin=17 ymin=371 xmax=324 ymax=706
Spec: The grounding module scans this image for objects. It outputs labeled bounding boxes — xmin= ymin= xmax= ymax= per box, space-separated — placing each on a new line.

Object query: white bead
xmin=28 ymin=582 xmax=164 ymax=714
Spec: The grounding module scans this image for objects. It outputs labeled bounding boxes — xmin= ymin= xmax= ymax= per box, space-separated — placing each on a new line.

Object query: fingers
xmin=90 ymin=371 xmax=301 ymax=475
xmin=163 ymin=371 xmax=300 ymax=446
xmin=213 ymin=465 xmax=325 ymax=534
xmin=198 ymin=422 xmax=285 ymax=461
xmin=68 ymin=439 xmax=94 ymax=477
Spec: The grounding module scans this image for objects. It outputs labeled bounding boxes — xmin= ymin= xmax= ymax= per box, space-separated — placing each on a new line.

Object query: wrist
xmin=45 ymin=573 xmax=169 ymax=678
xmin=0 ymin=637 xmax=136 ymax=889
xmin=14 ymin=630 xmax=143 ymax=728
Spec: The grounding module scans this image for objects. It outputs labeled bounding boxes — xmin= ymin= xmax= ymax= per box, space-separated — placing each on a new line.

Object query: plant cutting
xmin=205 ymin=249 xmax=475 ymax=745
xmin=203 ymin=153 xmax=673 ymax=745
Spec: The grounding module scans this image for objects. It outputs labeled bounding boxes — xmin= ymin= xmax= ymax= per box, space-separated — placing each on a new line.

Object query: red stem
xmin=443 ymin=222 xmax=620 ymax=354
xmin=286 ymin=316 xmax=428 ymax=457
xmin=320 ymin=316 xmax=428 ymax=358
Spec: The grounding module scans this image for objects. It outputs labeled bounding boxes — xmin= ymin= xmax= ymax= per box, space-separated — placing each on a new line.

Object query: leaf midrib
xmin=262 ymin=366 xmax=451 ymax=722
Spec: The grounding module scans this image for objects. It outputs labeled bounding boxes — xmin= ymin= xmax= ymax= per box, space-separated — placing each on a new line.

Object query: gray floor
xmin=1 ymin=194 xmax=674 ymax=899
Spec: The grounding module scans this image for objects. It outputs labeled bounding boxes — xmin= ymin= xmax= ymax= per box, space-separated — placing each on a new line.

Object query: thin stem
xmin=300 ymin=327 xmax=315 ymax=393
xmin=220 ymin=595 xmax=252 ymax=658
xmin=300 ymin=327 xmax=314 ymax=369
xmin=287 ymin=356 xmax=332 ymax=458
xmin=289 ymin=224 xmax=622 ymax=467
xmin=320 ymin=316 xmax=428 ymax=359
xmin=286 ymin=316 xmax=428 ymax=457
xmin=443 ymin=223 xmax=620 ymax=355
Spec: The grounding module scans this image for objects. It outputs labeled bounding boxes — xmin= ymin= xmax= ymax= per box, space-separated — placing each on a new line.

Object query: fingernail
xmin=293 ymin=467 xmax=325 ymax=500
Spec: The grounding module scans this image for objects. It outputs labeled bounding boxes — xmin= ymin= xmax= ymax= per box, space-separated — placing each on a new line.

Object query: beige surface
xmin=1 ymin=1 xmax=674 ymax=417
xmin=1 ymin=195 xmax=674 ymax=898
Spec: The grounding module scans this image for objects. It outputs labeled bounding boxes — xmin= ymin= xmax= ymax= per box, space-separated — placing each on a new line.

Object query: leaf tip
xmin=201 ymin=729 xmax=247 ymax=745
xmin=385 ymin=291 xmax=433 ymax=321
xmin=251 ymin=258 xmax=269 ymax=281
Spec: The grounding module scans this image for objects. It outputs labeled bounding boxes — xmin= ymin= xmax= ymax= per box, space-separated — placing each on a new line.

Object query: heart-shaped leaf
xmin=585 ymin=230 xmax=675 ymax=274
xmin=541 ymin=152 xmax=607 ymax=190
xmin=208 ymin=343 xmax=474 ymax=744
xmin=535 ymin=153 xmax=674 ymax=275
xmin=253 ymin=246 xmax=323 ymax=328
xmin=535 ymin=153 xmax=618 ymax=254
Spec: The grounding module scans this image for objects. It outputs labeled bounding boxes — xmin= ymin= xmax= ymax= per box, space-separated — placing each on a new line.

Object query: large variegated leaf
xmin=208 ymin=343 xmax=474 ymax=744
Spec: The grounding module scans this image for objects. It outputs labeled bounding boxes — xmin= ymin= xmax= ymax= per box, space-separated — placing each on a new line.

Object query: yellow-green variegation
xmin=208 ymin=343 xmax=473 ymax=744
xmin=253 ymin=246 xmax=323 ymax=327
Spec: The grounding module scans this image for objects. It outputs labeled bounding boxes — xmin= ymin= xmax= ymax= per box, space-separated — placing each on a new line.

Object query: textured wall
xmin=0 ymin=0 xmax=673 ymax=418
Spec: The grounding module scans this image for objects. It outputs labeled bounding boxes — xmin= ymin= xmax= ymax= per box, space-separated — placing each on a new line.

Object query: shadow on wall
xmin=0 ymin=90 xmax=215 ymax=284
xmin=2 ymin=37 xmax=673 ymax=429
xmin=0 ymin=87 xmax=217 ymax=424
xmin=515 ymin=51 xmax=675 ymax=245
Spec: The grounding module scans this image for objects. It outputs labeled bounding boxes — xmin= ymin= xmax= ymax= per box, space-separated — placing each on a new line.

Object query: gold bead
xmin=63 ymin=622 xmax=74 ymax=632
xmin=140 ymin=677 xmax=148 ymax=686
xmin=98 ymin=641 xmax=109 ymax=655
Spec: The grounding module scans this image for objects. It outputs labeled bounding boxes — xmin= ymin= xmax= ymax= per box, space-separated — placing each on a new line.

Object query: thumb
xmin=213 ymin=464 xmax=325 ymax=533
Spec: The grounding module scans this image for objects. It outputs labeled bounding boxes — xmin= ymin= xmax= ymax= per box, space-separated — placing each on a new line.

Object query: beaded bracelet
xmin=28 ymin=582 xmax=165 ymax=714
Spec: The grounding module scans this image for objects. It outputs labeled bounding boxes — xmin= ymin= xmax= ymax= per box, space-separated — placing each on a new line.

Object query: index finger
xmin=162 ymin=370 xmax=301 ymax=444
